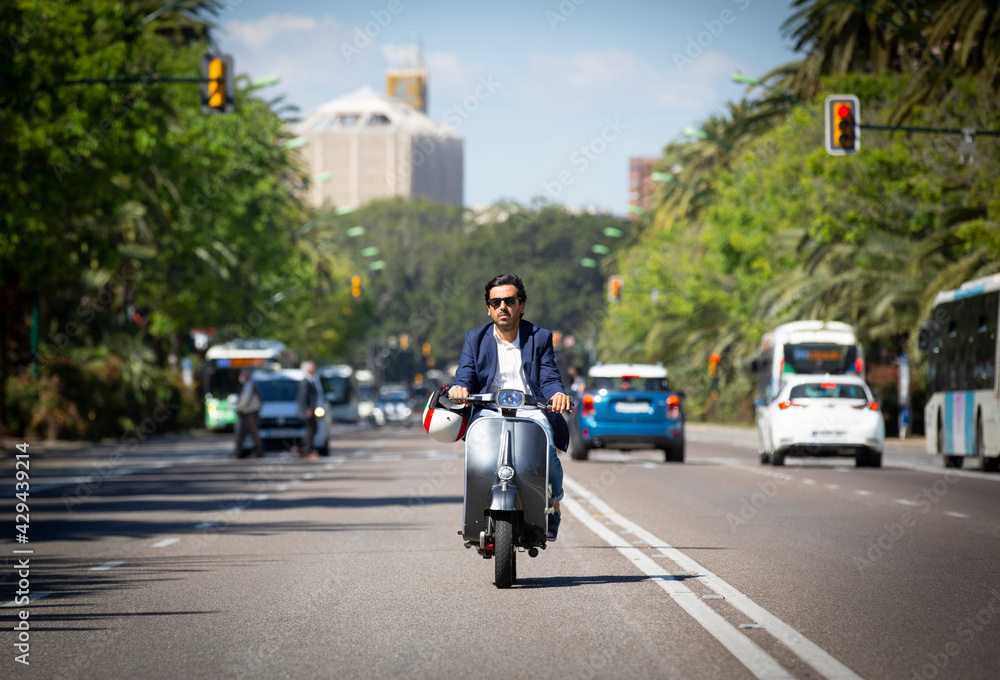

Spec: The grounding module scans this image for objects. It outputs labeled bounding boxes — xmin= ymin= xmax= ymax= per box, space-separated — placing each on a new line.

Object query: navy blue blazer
xmin=453 ymin=319 xmax=570 ymax=451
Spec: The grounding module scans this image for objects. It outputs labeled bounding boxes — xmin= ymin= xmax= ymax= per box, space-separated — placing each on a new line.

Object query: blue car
xmin=568 ymin=363 xmax=685 ymax=462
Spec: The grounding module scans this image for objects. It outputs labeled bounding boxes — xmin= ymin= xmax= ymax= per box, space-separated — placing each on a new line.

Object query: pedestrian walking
xmin=234 ymin=369 xmax=264 ymax=458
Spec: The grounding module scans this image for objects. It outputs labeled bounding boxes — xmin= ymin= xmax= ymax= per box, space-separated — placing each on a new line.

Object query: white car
xmin=756 ymin=375 xmax=885 ymax=467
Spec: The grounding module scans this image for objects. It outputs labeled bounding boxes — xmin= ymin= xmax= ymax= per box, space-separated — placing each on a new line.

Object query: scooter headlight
xmin=496 ymin=390 xmax=525 ymax=408
xmin=498 ymin=465 xmax=515 ymax=481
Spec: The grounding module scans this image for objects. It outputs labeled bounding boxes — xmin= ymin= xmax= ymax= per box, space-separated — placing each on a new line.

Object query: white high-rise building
xmin=293 ymin=86 xmax=463 ymax=208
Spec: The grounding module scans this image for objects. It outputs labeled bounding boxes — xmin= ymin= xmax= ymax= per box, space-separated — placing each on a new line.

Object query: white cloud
xmin=519 ymin=48 xmax=743 ymax=113
xmin=218 ymin=14 xmax=385 ymax=114
xmin=224 ymin=14 xmax=322 ymax=50
xmin=381 ymin=43 xmax=423 ymax=68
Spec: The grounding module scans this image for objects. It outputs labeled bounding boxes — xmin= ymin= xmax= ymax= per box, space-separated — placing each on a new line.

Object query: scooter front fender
xmin=489 ymin=484 xmax=519 ymax=512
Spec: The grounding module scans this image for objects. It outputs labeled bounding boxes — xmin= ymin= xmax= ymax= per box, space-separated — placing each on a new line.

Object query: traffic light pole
xmin=59 ymin=77 xmax=222 ymax=85
xmin=858 ymin=123 xmax=1000 ymax=137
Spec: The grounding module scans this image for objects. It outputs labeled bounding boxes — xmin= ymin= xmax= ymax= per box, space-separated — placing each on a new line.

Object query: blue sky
xmin=214 ymin=0 xmax=801 ymax=215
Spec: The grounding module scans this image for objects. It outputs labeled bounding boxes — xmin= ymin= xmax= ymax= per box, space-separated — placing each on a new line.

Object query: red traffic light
xmin=824 ymin=94 xmax=860 ymax=156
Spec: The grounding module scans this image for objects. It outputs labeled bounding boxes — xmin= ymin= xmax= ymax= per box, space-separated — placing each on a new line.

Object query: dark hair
xmin=484 ymin=273 xmax=526 ymax=304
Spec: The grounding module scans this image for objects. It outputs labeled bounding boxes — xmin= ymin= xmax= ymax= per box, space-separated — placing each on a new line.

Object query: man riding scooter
xmin=448 ymin=273 xmax=572 ymax=540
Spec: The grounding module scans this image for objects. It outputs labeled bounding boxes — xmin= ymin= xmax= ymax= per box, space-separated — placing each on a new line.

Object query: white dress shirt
xmin=488 ymin=326 xmax=534 ymax=404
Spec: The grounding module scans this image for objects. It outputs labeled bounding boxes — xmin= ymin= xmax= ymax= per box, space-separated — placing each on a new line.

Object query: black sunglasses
xmin=487 ymin=296 xmax=520 ymax=309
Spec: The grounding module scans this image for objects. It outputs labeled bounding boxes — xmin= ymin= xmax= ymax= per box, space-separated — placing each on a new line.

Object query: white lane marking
xmin=194 ymin=522 xmax=217 ymax=529
xmin=802 ymin=479 xmax=817 ymax=485
xmin=854 ymin=490 xmax=872 ymax=496
xmin=730 ymin=465 xmax=795 ymax=482
xmin=90 ymin=561 xmax=124 ymax=572
xmin=564 ymin=476 xmax=864 ymax=680
xmin=686 ymin=432 xmax=758 ymax=449
xmin=2 ymin=592 xmax=51 ymax=608
xmin=895 ymin=499 xmax=919 ymax=506
xmin=944 ymin=511 xmax=971 ymax=519
xmin=370 ymin=454 xmax=404 ymax=462
xmin=254 ymin=494 xmax=269 ymax=502
xmin=825 ymin=484 xmax=841 ymax=490
xmin=424 ymin=450 xmax=461 ymax=459
xmin=151 ymin=538 xmax=179 ymax=548
xmin=275 ymin=485 xmax=289 ymax=492
xmin=702 ymin=457 xmax=753 ymax=466
xmin=883 ymin=460 xmax=1000 ymax=482
xmin=562 ymin=494 xmax=795 ymax=680
xmin=303 ymin=473 xmax=315 ymax=480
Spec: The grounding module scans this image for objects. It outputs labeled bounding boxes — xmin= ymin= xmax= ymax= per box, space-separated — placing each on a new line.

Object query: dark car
xmin=568 ymin=363 xmax=685 ymax=462
xmin=246 ymin=369 xmax=330 ymax=455
xmin=371 ymin=384 xmax=415 ymax=426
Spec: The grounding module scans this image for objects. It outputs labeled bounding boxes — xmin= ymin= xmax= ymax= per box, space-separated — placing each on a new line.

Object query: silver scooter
xmin=459 ymin=389 xmax=556 ymax=589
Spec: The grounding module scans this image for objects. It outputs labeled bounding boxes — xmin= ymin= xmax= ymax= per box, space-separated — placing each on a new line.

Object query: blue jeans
xmin=469 ymin=408 xmax=564 ymax=503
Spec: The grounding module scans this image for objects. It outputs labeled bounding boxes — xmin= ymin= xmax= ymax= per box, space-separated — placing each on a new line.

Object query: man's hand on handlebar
xmin=447 ymin=385 xmax=470 ymax=403
xmin=547 ymin=392 xmax=571 ymax=413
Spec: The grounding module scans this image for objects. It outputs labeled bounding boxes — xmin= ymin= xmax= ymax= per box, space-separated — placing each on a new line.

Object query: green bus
xmin=203 ymin=339 xmax=294 ymax=430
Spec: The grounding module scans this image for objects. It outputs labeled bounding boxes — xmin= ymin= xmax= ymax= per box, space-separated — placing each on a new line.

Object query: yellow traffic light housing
xmin=825 ymin=94 xmax=860 ymax=155
xmin=201 ymin=54 xmax=234 ymax=114
xmin=608 ymin=275 xmax=623 ymax=302
xmin=350 ymin=274 xmax=362 ymax=298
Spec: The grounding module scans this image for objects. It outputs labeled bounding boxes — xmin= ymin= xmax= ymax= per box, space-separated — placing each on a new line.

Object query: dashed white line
xmin=944 ymin=511 xmax=971 ymax=519
xmin=854 ymin=490 xmax=872 ymax=496
xmin=90 ymin=561 xmax=124 ymax=572
xmin=151 ymin=538 xmax=179 ymax=548
xmin=895 ymin=499 xmax=920 ymax=507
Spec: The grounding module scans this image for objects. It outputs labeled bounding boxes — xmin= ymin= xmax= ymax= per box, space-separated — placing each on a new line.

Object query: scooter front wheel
xmin=494 ymin=516 xmax=515 ymax=589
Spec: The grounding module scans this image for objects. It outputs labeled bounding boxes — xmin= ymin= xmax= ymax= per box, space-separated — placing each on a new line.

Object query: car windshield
xmin=257 ymin=380 xmax=300 ymax=402
xmin=788 ymin=383 xmax=867 ymax=400
xmin=590 ymin=377 xmax=668 ymax=392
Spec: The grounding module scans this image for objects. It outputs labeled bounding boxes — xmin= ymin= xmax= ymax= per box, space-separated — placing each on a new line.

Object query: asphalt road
xmin=3 ymin=424 xmax=1000 ymax=679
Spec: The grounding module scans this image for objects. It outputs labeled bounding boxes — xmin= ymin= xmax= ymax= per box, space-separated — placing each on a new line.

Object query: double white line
xmin=563 ymin=476 xmax=863 ymax=680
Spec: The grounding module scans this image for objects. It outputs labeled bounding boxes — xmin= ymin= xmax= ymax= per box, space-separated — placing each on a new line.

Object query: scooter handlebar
xmin=445 ymin=387 xmax=571 ymax=413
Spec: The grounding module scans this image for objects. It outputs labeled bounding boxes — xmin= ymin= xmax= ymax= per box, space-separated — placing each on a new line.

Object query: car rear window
xmin=257 ymin=380 xmax=300 ymax=402
xmin=590 ymin=377 xmax=669 ymax=392
xmin=789 ymin=383 xmax=867 ymax=400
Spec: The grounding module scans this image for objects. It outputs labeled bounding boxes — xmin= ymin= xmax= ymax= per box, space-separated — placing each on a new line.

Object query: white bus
xmin=318 ymin=364 xmax=360 ymax=423
xmin=203 ymin=339 xmax=293 ymax=430
xmin=920 ymin=274 xmax=1000 ymax=470
xmin=753 ymin=321 xmax=864 ymax=404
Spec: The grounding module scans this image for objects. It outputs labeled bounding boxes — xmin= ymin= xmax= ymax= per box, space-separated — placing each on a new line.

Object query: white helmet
xmin=422 ymin=388 xmax=471 ymax=443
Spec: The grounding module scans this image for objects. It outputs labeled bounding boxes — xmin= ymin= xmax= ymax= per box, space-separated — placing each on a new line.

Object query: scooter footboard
xmin=463 ymin=415 xmax=550 ymax=545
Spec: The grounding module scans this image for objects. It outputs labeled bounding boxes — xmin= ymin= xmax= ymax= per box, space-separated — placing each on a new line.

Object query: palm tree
xmin=782 ymin=0 xmax=1000 ymax=121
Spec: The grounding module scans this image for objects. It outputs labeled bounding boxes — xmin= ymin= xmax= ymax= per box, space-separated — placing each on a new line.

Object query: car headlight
xmin=498 ymin=465 xmax=515 ymax=481
xmin=314 ymin=406 xmax=326 ymax=417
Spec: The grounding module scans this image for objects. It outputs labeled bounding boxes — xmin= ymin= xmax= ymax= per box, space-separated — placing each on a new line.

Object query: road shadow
xmin=512 ymin=573 xmax=652 ymax=588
